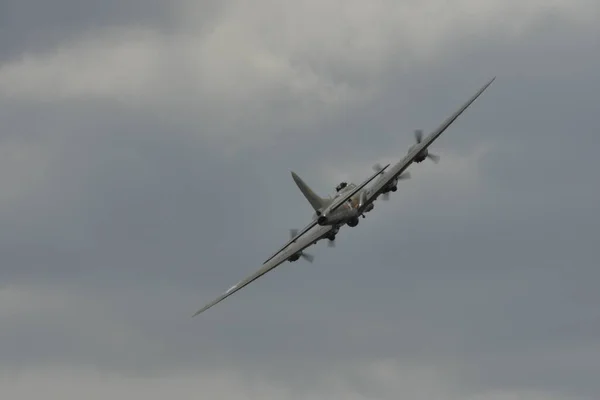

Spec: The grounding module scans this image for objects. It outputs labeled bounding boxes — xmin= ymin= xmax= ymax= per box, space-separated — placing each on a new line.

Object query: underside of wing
xmin=262 ymin=219 xmax=318 ymax=264
xmin=358 ymin=158 xmax=411 ymax=212
xmin=193 ymin=224 xmax=333 ymax=317
xmin=419 ymin=77 xmax=495 ymax=149
xmin=192 ymin=260 xmax=281 ymax=317
xmin=360 ymin=77 xmax=496 ymax=210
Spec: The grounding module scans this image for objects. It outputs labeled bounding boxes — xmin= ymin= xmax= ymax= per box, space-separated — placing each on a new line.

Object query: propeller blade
xmin=290 ymin=229 xmax=298 ymax=239
xmin=372 ymin=163 xmax=384 ymax=172
xmin=327 ymin=239 xmax=336 ymax=248
xmin=382 ymin=192 xmax=390 ymax=201
xmin=414 ymin=129 xmax=423 ymax=143
xmin=427 ymin=153 xmax=440 ymax=163
xmin=398 ymin=171 xmax=411 ymax=180
xmin=300 ymin=252 xmax=314 ymax=263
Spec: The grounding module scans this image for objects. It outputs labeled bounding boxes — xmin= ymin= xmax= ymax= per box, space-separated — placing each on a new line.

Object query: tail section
xmin=291 ymin=171 xmax=332 ymax=213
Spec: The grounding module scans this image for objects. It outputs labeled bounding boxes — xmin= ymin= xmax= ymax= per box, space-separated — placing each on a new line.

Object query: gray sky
xmin=1 ymin=0 xmax=599 ymax=399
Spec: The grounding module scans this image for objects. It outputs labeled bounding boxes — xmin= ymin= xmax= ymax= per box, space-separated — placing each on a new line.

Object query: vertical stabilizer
xmin=291 ymin=171 xmax=332 ymax=212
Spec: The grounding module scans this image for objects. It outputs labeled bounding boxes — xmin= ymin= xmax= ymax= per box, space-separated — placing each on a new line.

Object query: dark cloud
xmin=0 ymin=2 xmax=599 ymax=399
xmin=0 ymin=0 xmax=230 ymax=63
xmin=0 ymin=1 xmax=166 ymax=61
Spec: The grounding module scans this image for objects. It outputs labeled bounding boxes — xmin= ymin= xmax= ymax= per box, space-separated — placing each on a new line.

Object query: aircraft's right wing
xmin=359 ymin=77 xmax=496 ymax=212
xmin=193 ymin=223 xmax=334 ymax=317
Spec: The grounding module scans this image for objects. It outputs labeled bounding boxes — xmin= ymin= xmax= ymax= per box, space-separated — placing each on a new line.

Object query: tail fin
xmin=291 ymin=171 xmax=332 ymax=213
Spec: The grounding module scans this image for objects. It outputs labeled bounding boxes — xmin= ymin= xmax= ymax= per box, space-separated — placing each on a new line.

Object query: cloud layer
xmin=1 ymin=0 xmax=599 ymax=399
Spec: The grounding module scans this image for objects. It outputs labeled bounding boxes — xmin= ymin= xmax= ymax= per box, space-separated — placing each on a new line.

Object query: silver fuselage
xmin=316 ymin=183 xmax=372 ymax=226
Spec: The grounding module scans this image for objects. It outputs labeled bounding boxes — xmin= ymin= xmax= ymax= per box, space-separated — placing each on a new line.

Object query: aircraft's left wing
xmin=192 ymin=224 xmax=334 ymax=317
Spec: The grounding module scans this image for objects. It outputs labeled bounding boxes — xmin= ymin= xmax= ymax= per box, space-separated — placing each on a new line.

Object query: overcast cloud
xmin=1 ymin=0 xmax=599 ymax=399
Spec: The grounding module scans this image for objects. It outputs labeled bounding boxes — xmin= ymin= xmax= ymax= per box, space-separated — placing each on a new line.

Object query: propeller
xmin=397 ymin=171 xmax=411 ymax=181
xmin=372 ymin=164 xmax=411 ymax=201
xmin=413 ymin=129 xmax=440 ymax=164
xmin=372 ymin=163 xmax=386 ymax=172
xmin=327 ymin=238 xmax=336 ymax=248
xmin=414 ymin=129 xmax=423 ymax=143
xmin=371 ymin=165 xmax=410 ymax=181
xmin=427 ymin=153 xmax=440 ymax=163
xmin=289 ymin=229 xmax=315 ymax=262
xmin=300 ymin=252 xmax=315 ymax=262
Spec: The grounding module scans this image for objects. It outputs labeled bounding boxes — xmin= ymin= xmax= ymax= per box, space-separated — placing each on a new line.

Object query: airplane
xmin=192 ymin=164 xmax=389 ymax=317
xmin=192 ymin=76 xmax=495 ymax=317
xmin=266 ymin=76 xmax=496 ymax=250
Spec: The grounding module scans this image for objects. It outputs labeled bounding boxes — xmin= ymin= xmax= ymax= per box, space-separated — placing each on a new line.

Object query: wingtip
xmin=192 ymin=307 xmax=207 ymax=318
xmin=290 ymin=171 xmax=302 ymax=184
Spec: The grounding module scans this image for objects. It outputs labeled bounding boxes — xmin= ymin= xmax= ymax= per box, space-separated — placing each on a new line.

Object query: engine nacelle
xmin=326 ymin=225 xmax=340 ymax=241
xmin=414 ymin=148 xmax=428 ymax=163
xmin=318 ymin=208 xmax=358 ymax=226
xmin=385 ymin=177 xmax=398 ymax=192
xmin=347 ymin=217 xmax=359 ymax=227
xmin=363 ymin=203 xmax=374 ymax=213
xmin=288 ymin=253 xmax=300 ymax=262
xmin=408 ymin=142 xmax=428 ymax=163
